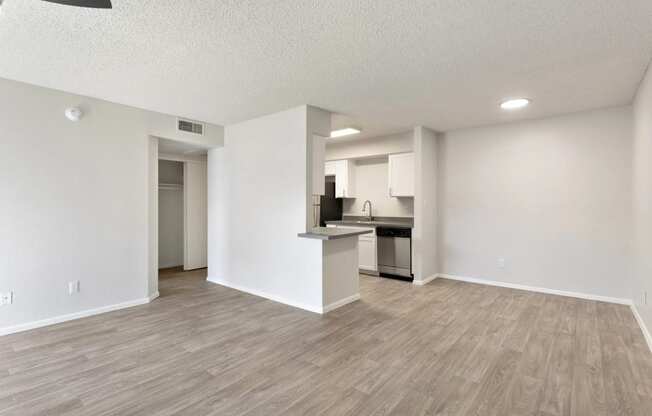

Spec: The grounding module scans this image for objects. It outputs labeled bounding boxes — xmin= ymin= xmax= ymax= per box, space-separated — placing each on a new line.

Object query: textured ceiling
xmin=1 ymin=0 xmax=651 ymax=137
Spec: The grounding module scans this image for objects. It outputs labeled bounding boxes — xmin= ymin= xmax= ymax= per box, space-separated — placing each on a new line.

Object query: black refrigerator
xmin=319 ymin=180 xmax=342 ymax=226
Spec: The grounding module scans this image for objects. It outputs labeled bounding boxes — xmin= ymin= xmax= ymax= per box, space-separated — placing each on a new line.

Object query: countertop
xmin=298 ymin=227 xmax=374 ymax=240
xmin=325 ymin=216 xmax=414 ymax=229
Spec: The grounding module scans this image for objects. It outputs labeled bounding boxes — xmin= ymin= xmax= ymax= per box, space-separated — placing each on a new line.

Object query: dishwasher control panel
xmin=376 ymin=227 xmax=411 ymax=238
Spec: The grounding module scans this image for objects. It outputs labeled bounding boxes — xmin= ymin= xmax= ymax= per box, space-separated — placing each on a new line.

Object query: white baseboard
xmin=631 ymin=304 xmax=652 ymax=353
xmin=0 ymin=295 xmax=156 ymax=337
xmin=437 ymin=273 xmax=632 ymax=305
xmin=323 ymin=294 xmax=361 ymax=313
xmin=148 ymin=291 xmax=160 ymax=302
xmin=413 ymin=274 xmax=438 ymax=286
xmin=207 ymin=276 xmax=323 ymax=314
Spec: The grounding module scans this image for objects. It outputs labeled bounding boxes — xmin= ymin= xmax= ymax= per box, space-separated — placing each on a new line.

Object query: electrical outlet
xmin=68 ymin=281 xmax=80 ymax=295
xmin=498 ymin=258 xmax=506 ymax=269
xmin=0 ymin=291 xmax=13 ymax=305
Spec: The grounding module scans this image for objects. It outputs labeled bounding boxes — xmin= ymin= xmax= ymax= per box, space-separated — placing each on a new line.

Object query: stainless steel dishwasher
xmin=377 ymin=227 xmax=412 ymax=281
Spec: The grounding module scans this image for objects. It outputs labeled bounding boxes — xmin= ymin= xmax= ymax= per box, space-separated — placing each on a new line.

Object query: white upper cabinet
xmin=335 ymin=160 xmax=355 ymax=198
xmin=388 ymin=152 xmax=415 ymax=197
xmin=325 ymin=159 xmax=355 ymax=198
xmin=325 ymin=160 xmax=337 ymax=176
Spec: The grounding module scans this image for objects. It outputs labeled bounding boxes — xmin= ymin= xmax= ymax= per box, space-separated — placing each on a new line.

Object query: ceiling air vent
xmin=177 ymin=119 xmax=204 ymax=135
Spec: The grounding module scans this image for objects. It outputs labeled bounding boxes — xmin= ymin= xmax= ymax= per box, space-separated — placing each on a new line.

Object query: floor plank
xmin=1 ymin=270 xmax=651 ymax=416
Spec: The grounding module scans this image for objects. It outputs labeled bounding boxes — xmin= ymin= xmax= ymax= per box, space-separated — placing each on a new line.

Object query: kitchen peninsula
xmin=298 ymin=226 xmax=372 ymax=313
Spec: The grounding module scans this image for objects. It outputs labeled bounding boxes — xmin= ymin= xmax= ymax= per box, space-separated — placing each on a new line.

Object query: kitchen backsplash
xmin=342 ymin=157 xmax=414 ymax=218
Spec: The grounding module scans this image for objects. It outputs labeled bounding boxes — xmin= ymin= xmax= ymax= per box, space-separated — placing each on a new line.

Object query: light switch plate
xmin=0 ymin=292 xmax=13 ymax=305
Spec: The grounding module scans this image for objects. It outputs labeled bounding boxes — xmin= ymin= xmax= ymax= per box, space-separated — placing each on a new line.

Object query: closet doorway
xmin=158 ymin=160 xmax=184 ymax=270
xmin=157 ymin=144 xmax=208 ymax=274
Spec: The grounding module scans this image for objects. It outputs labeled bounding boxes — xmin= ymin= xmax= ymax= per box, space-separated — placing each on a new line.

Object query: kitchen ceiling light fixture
xmin=330 ymin=128 xmax=361 ymax=138
xmin=42 ymin=0 xmax=112 ymax=9
xmin=500 ymin=98 xmax=530 ymax=110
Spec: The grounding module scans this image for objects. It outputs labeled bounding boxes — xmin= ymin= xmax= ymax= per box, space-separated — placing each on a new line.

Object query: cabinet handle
xmin=389 ymin=187 xmax=392 ymax=197
xmin=344 ymin=188 xmax=346 ymax=197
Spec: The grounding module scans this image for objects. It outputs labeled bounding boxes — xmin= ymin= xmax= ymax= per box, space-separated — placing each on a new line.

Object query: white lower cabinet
xmin=326 ymin=225 xmax=377 ymax=272
xmin=358 ymin=234 xmax=377 ymax=273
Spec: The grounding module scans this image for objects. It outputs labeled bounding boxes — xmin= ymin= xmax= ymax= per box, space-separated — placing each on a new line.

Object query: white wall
xmin=413 ymin=126 xmax=439 ymax=283
xmin=322 ymin=238 xmax=359 ymax=307
xmin=158 ymin=160 xmax=184 ymax=268
xmin=148 ymin=137 xmax=159 ymax=297
xmin=306 ymin=107 xmax=332 ymax=229
xmin=633 ymin=64 xmax=652 ymax=334
xmin=0 ymin=78 xmax=222 ymax=334
xmin=438 ymin=107 xmax=633 ymax=300
xmin=207 ymin=106 xmax=325 ymax=312
xmin=326 ymin=131 xmax=413 ymax=161
xmin=0 ymin=78 xmax=151 ymax=332
xmin=342 ymin=157 xmax=414 ymax=218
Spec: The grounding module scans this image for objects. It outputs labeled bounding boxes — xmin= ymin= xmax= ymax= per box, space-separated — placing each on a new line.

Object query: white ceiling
xmin=1 ymin=0 xmax=651 ymax=138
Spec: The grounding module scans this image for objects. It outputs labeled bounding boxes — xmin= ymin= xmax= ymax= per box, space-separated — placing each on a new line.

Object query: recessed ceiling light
xmin=330 ymin=128 xmax=361 ymax=138
xmin=500 ymin=98 xmax=530 ymax=110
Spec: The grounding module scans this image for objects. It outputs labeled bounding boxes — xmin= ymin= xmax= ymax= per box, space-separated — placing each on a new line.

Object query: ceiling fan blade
xmin=42 ymin=0 xmax=112 ymax=8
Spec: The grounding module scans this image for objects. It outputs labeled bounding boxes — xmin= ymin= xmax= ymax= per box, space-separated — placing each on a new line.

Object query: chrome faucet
xmin=362 ymin=200 xmax=373 ymax=221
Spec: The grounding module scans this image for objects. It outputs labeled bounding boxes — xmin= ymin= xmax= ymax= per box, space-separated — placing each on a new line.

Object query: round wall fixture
xmin=65 ymin=107 xmax=83 ymax=122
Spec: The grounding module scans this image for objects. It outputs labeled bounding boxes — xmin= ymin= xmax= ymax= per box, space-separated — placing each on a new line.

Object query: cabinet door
xmin=325 ymin=160 xmax=337 ymax=176
xmin=344 ymin=160 xmax=355 ymax=198
xmin=388 ymin=153 xmax=415 ymax=197
xmin=358 ymin=235 xmax=377 ymax=271
xmin=334 ymin=160 xmax=347 ymax=198
xmin=330 ymin=160 xmax=355 ymax=198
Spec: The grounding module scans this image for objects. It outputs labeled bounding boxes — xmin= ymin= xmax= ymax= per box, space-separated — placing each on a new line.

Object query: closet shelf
xmin=159 ymin=183 xmax=183 ymax=191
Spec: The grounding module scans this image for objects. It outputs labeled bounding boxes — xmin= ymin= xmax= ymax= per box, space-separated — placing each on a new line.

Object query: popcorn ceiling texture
xmin=0 ymin=0 xmax=651 ymax=135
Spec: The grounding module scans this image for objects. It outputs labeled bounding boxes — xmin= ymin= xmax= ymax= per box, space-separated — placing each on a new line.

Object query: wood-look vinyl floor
xmin=1 ymin=269 xmax=651 ymax=416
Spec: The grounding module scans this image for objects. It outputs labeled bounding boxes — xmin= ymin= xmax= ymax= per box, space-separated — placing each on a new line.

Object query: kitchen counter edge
xmin=298 ymin=227 xmax=374 ymax=241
